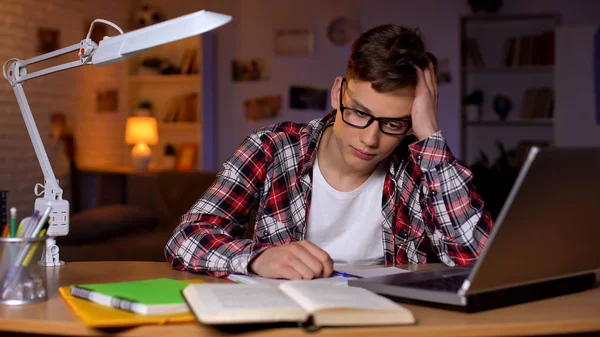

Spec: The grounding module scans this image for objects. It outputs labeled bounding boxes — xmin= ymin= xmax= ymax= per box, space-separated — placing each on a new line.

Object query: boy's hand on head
xmin=411 ymin=62 xmax=440 ymax=140
xmin=249 ymin=240 xmax=333 ymax=280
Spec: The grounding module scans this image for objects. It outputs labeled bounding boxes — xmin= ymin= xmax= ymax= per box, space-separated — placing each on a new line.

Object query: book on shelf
xmin=182 ymin=281 xmax=415 ymax=327
xmin=70 ymin=278 xmax=190 ymax=315
xmin=162 ymin=93 xmax=199 ymax=123
xmin=520 ymin=87 xmax=554 ymax=119
xmin=464 ymin=38 xmax=485 ymax=68
xmin=179 ymin=48 xmax=199 ymax=75
xmin=503 ymin=31 xmax=555 ymax=67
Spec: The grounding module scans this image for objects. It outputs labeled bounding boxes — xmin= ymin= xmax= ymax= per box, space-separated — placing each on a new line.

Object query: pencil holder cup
xmin=0 ymin=237 xmax=47 ymax=305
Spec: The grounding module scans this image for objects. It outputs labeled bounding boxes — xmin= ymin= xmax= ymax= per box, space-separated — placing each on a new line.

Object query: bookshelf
xmin=459 ymin=13 xmax=560 ymax=166
xmin=126 ymin=34 xmax=214 ymax=171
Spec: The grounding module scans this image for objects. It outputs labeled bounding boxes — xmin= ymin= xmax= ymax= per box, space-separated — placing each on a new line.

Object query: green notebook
xmin=70 ymin=278 xmax=190 ymax=315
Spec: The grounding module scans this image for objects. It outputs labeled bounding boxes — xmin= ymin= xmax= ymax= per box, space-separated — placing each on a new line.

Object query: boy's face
xmin=329 ymin=76 xmax=414 ymax=174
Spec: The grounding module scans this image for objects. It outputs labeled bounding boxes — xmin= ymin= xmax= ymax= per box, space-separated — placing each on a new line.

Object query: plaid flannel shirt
xmin=165 ymin=111 xmax=494 ymax=277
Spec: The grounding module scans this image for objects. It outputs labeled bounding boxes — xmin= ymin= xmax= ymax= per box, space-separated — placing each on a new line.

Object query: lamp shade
xmin=125 ymin=117 xmax=158 ymax=145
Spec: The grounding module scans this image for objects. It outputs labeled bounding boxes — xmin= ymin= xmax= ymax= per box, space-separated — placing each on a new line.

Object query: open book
xmin=182 ymin=281 xmax=415 ymax=327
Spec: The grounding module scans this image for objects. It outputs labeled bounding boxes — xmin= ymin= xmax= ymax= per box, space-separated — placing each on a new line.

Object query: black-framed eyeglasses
xmin=339 ymin=78 xmax=412 ymax=136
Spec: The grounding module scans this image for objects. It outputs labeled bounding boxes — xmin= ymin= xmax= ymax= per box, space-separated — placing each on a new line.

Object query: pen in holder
xmin=0 ymin=236 xmax=48 ymax=305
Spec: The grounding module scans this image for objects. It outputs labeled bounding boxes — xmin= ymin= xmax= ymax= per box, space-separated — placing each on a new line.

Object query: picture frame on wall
xmin=175 ymin=142 xmax=198 ymax=171
xmin=274 ymin=27 xmax=314 ymax=56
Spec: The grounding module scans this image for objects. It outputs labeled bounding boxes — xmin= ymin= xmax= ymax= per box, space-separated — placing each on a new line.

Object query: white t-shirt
xmin=305 ymin=157 xmax=386 ymax=265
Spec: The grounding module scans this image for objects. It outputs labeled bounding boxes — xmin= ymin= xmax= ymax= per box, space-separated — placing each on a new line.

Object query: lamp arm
xmin=3 ymin=39 xmax=98 ymax=201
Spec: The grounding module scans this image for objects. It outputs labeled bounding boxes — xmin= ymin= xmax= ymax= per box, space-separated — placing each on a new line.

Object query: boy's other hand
xmin=249 ymin=240 xmax=333 ymax=280
xmin=411 ymin=61 xmax=439 ymax=140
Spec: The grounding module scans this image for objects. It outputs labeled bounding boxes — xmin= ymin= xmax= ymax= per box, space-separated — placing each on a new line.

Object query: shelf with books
xmin=125 ymin=35 xmax=209 ymax=171
xmin=460 ymin=12 xmax=559 ymax=166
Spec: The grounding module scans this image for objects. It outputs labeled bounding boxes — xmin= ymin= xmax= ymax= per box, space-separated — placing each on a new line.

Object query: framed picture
xmin=244 ymin=95 xmax=281 ymax=122
xmin=96 ymin=89 xmax=119 ymax=113
xmin=37 ymin=28 xmax=60 ymax=54
xmin=326 ymin=17 xmax=360 ymax=47
xmin=289 ymin=86 xmax=328 ymax=110
xmin=274 ymin=28 xmax=314 ymax=56
xmin=175 ymin=142 xmax=198 ymax=171
xmin=232 ymin=58 xmax=270 ymax=81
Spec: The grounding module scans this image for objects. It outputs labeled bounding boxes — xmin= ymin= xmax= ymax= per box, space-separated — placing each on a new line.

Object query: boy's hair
xmin=346 ymin=24 xmax=437 ymax=93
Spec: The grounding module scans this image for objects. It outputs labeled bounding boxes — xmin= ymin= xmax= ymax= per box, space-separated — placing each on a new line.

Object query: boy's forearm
xmin=409 ymin=131 xmax=494 ymax=264
xmin=165 ymin=220 xmax=273 ymax=276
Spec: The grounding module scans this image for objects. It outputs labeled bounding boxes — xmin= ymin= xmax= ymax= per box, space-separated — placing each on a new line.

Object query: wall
xmin=555 ymin=25 xmax=600 ymax=147
xmin=0 ymin=0 xmax=130 ymax=215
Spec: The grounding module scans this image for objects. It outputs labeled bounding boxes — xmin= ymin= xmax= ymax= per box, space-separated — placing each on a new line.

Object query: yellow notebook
xmin=59 ymin=279 xmax=204 ymax=328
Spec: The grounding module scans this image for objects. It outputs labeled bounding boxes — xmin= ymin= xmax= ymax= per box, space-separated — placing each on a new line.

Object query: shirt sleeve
xmin=164 ymin=132 xmax=274 ymax=277
xmin=408 ymin=130 xmax=494 ymax=266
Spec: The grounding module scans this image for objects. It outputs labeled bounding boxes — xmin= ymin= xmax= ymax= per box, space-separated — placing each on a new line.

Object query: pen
xmin=332 ymin=270 xmax=362 ymax=279
xmin=9 ymin=207 xmax=16 ymax=238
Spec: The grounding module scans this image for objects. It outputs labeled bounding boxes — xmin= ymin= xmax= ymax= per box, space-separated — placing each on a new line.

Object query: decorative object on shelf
xmin=244 ymin=95 xmax=281 ymax=122
xmin=163 ymin=143 xmax=177 ymax=170
xmin=175 ymin=142 xmax=198 ymax=171
xmin=37 ymin=28 xmax=60 ymax=53
xmin=139 ymin=56 xmax=165 ymax=75
xmin=289 ymin=86 xmax=328 ymax=110
xmin=96 ymin=89 xmax=119 ymax=113
xmin=274 ymin=27 xmax=314 ymax=56
xmin=136 ymin=100 xmax=153 ymax=117
xmin=463 ymin=90 xmax=484 ymax=121
xmin=132 ymin=4 xmax=167 ymax=29
xmin=327 ymin=17 xmax=360 ymax=47
xmin=232 ymin=58 xmax=270 ymax=81
xmin=125 ymin=117 xmax=159 ymax=170
xmin=492 ymin=94 xmax=512 ymax=120
xmin=468 ymin=0 xmax=503 ymax=14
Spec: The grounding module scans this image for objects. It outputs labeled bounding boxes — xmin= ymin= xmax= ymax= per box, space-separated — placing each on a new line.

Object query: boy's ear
xmin=330 ymin=76 xmax=343 ymax=110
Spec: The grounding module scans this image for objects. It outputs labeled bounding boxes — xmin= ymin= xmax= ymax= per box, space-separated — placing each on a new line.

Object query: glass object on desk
xmin=0 ymin=237 xmax=47 ymax=305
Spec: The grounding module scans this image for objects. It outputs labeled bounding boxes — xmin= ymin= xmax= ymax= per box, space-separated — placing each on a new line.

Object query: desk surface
xmin=0 ymin=261 xmax=599 ymax=337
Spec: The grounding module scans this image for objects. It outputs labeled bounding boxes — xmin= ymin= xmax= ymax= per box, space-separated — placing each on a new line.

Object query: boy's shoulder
xmin=250 ymin=117 xmax=322 ymax=143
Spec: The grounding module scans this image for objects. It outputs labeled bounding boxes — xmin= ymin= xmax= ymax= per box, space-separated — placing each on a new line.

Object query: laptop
xmin=349 ymin=146 xmax=600 ymax=312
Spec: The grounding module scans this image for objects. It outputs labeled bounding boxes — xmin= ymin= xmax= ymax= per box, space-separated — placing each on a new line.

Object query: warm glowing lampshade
xmin=125 ymin=117 xmax=158 ymax=145
xmin=125 ymin=117 xmax=158 ymax=170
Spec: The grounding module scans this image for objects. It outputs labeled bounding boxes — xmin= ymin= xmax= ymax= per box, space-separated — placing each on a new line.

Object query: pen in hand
xmin=332 ymin=270 xmax=362 ymax=279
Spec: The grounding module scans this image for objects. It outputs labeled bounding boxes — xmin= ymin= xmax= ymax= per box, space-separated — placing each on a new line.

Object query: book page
xmin=333 ymin=266 xmax=409 ymax=278
xmin=279 ymin=281 xmax=404 ymax=312
xmin=227 ymin=274 xmax=349 ymax=286
xmin=182 ymin=284 xmax=307 ymax=324
xmin=279 ymin=281 xmax=414 ymax=326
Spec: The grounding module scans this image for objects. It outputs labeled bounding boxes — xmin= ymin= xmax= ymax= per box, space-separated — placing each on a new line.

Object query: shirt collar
xmin=301 ymin=109 xmax=415 ymax=178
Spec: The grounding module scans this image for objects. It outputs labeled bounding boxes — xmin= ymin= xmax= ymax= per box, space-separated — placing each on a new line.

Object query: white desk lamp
xmin=2 ymin=10 xmax=232 ymax=267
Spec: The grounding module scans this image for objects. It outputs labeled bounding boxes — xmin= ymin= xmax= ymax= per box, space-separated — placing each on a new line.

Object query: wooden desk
xmin=0 ymin=262 xmax=599 ymax=337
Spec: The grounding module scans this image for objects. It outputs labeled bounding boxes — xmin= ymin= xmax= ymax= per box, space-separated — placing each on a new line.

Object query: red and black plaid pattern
xmin=165 ymin=111 xmax=494 ymax=277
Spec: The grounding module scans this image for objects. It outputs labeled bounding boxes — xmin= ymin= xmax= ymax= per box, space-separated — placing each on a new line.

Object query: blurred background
xmin=0 ymin=0 xmax=598 ymax=260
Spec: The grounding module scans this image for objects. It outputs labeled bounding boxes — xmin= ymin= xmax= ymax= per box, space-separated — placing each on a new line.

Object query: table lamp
xmin=2 ymin=10 xmax=231 ymax=267
xmin=125 ymin=116 xmax=159 ymax=170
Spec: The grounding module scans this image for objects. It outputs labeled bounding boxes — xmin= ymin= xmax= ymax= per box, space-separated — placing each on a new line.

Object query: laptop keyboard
xmin=403 ymin=274 xmax=467 ymax=292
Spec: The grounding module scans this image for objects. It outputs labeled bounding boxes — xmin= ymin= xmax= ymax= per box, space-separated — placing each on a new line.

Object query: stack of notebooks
xmin=62 ymin=276 xmax=415 ymax=329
